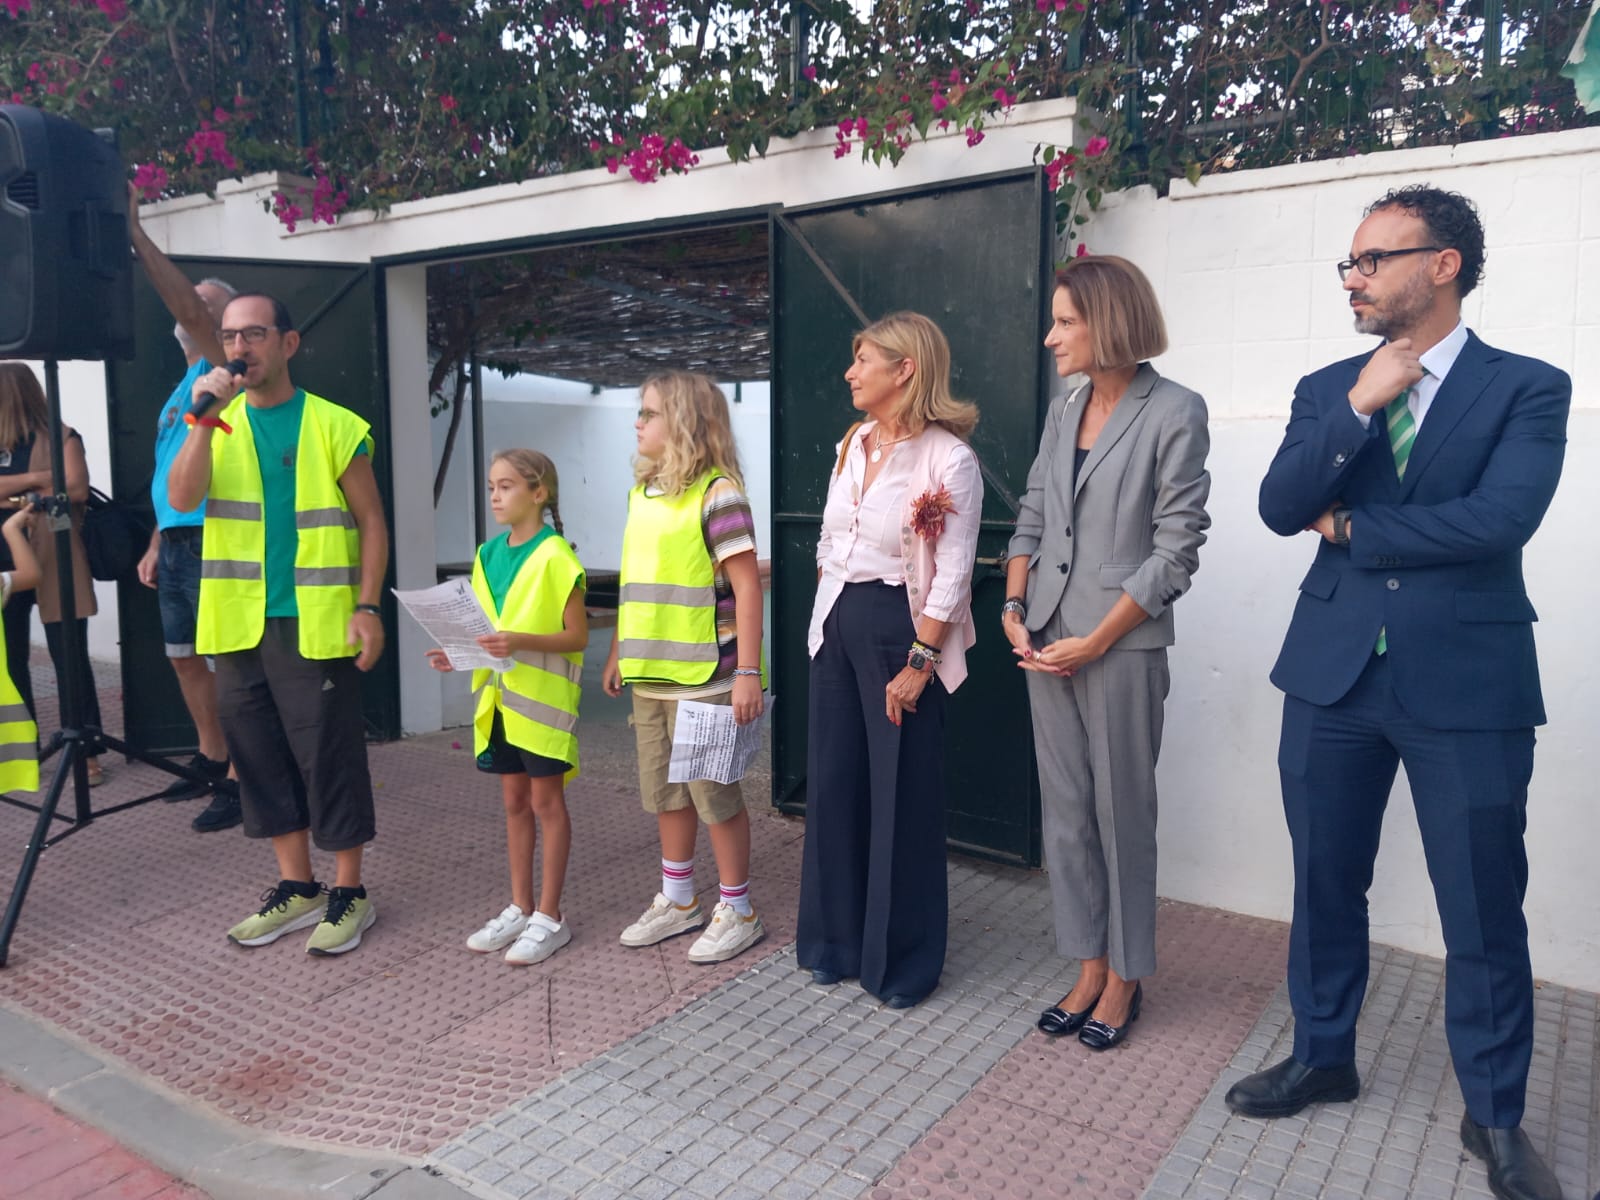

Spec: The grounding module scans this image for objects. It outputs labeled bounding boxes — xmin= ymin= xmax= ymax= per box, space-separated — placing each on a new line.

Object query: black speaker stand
xmin=0 ymin=360 xmax=235 ymax=966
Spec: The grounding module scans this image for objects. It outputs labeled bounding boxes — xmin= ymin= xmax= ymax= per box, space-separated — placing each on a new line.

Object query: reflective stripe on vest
xmin=0 ymin=642 xmax=38 ymax=793
xmin=616 ymin=472 xmax=721 ymax=685
xmin=469 ymin=534 xmax=584 ymax=777
xmin=196 ymin=391 xmax=373 ymax=659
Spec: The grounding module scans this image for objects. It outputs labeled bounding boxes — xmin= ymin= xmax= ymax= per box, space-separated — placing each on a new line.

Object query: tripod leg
xmin=0 ymin=744 xmax=80 ymax=967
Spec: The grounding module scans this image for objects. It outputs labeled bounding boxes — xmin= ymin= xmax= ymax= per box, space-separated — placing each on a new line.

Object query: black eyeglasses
xmin=219 ymin=325 xmax=275 ymax=345
xmin=1336 ymin=246 xmax=1443 ymax=281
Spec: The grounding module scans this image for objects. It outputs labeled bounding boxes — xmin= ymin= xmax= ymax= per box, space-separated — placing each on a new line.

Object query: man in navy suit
xmin=1230 ymin=185 xmax=1569 ymax=1200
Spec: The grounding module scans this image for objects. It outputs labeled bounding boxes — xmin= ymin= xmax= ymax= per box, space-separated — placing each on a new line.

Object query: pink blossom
xmin=588 ymin=138 xmax=601 ymax=152
xmin=854 ymin=117 xmax=870 ymax=136
xmin=833 ymin=144 xmax=850 ymax=159
xmin=93 ymin=0 xmax=127 ymax=19
xmin=25 ymin=61 xmax=43 ymax=82
xmin=948 ymin=68 xmax=962 ymax=85
xmin=440 ymin=94 xmax=458 ymax=112
xmin=435 ymin=31 xmax=454 ymax=43
xmin=186 ymin=125 xmax=239 ymax=171
xmin=965 ymin=126 xmax=984 ymax=147
xmin=3 ymin=0 xmax=32 ymax=16
xmin=931 ymin=93 xmax=948 ymax=114
xmin=131 ymin=162 xmax=168 ymax=199
xmin=1084 ymin=135 xmax=1109 ymax=157
xmin=605 ymin=157 xmax=620 ymax=173
xmin=802 ymin=65 xmax=817 ymax=82
xmin=1075 ymin=242 xmax=1090 ymax=257
xmin=837 ymin=119 xmax=855 ymax=136
xmin=994 ymin=87 xmax=1014 ymax=108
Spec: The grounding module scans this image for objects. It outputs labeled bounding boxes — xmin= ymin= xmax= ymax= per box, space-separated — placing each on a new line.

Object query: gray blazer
xmin=1007 ymin=364 xmax=1211 ymax=648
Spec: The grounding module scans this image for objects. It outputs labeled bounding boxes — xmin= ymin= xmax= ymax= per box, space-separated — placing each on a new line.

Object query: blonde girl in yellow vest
xmin=602 ymin=370 xmax=768 ymax=965
xmin=0 ymin=506 xmax=41 ymax=794
xmin=427 ymin=450 xmax=586 ymax=966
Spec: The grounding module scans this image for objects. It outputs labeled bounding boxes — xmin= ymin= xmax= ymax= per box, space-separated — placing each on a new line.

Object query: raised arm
xmin=128 ymin=185 xmax=228 ymax=368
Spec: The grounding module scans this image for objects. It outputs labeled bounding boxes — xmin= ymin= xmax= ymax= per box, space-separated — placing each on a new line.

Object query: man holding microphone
xmin=168 ymin=292 xmax=389 ymax=956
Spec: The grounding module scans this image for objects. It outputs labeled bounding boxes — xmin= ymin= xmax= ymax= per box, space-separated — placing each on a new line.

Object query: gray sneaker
xmin=619 ymin=892 xmax=703 ymax=947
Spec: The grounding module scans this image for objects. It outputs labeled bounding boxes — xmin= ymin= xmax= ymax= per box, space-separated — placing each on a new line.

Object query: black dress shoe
xmin=810 ymin=969 xmax=843 ymax=986
xmin=1461 ymin=1115 xmax=1565 ymax=1200
xmin=1037 ymin=988 xmax=1104 ymax=1037
xmin=1078 ymin=982 xmax=1141 ymax=1051
xmin=1224 ymin=1057 xmax=1360 ymax=1118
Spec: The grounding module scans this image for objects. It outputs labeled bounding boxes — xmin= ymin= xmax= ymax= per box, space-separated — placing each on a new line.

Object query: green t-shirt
xmin=245 ymin=391 xmax=367 ymax=618
xmin=479 ymin=525 xmax=555 ymax=613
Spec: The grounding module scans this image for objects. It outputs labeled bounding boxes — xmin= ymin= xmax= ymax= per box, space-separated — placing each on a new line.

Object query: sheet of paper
xmin=392 ymin=578 xmax=512 ymax=672
xmin=667 ymin=694 xmax=774 ymax=786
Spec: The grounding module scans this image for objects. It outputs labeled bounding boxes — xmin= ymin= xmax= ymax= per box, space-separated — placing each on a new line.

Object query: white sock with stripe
xmin=719 ymin=880 xmax=752 ymax=917
xmin=661 ymin=858 xmax=695 ymax=906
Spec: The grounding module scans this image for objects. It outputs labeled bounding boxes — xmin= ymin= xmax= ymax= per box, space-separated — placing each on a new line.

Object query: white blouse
xmin=814 ymin=423 xmax=982 ymax=623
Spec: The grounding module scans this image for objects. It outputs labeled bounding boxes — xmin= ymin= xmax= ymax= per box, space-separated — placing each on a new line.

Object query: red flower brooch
xmin=909 ymin=485 xmax=957 ymax=542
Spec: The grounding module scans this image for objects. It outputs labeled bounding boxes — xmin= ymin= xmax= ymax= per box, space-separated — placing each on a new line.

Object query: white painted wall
xmin=1081 ymin=127 xmax=1600 ymax=991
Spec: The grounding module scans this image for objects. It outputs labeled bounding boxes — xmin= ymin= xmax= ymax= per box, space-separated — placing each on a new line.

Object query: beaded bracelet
xmin=732 ymin=667 xmax=761 ymax=678
xmin=910 ymin=639 xmax=943 ymax=663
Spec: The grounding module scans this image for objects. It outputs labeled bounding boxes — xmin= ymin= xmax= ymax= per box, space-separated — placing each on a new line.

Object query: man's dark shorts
xmin=157 ymin=526 xmax=205 ymax=658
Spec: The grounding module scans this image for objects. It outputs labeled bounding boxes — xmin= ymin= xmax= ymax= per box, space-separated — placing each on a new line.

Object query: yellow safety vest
xmin=196 ymin=391 xmax=373 ymax=659
xmin=470 ymin=532 xmax=585 ymax=780
xmin=0 ymin=617 xmax=38 ymax=794
xmin=616 ymin=472 xmax=725 ymax=686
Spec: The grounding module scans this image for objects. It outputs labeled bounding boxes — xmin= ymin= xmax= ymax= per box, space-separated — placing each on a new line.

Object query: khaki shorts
xmin=631 ymin=690 xmax=746 ymax=825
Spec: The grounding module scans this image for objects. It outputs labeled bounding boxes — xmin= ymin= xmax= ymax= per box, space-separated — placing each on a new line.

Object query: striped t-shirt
xmin=632 ymin=476 xmax=758 ymax=701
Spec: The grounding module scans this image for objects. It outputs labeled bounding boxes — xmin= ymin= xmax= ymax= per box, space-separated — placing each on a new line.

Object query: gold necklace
xmin=869 ymin=427 xmax=913 ymax=464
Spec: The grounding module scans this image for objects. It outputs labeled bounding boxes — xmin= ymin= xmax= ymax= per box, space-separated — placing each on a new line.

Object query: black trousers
xmin=797 ymin=582 xmax=948 ymax=1002
xmin=2 ymin=587 xmax=33 ymax=717
xmin=43 ymin=618 xmax=104 ymax=751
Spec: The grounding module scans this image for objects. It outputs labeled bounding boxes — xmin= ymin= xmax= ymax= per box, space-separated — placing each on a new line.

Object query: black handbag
xmin=82 ymin=486 xmax=151 ymax=582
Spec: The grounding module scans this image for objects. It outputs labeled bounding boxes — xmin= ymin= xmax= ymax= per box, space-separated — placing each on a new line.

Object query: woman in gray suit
xmin=1003 ymin=256 xmax=1210 ymax=1050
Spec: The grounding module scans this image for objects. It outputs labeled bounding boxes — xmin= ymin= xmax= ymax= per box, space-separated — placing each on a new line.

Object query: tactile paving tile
xmin=869 ymin=904 xmax=1289 ymax=1200
xmin=1143 ymin=945 xmax=1600 ymax=1200
xmin=0 ymin=659 xmax=805 ymax=1155
xmin=425 ymin=861 xmax=1252 ymax=1200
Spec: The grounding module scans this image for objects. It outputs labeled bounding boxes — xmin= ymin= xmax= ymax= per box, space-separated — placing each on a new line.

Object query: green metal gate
xmin=769 ymin=169 xmax=1053 ymax=866
xmin=105 ymin=259 xmax=398 ymax=753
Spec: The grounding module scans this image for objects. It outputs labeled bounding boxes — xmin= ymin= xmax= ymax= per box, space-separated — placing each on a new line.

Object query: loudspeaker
xmin=0 ymin=105 xmax=133 ymax=361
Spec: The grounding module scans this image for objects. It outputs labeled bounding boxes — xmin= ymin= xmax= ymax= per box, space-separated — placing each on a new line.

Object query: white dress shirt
xmin=1351 ymin=319 xmax=1469 ymax=430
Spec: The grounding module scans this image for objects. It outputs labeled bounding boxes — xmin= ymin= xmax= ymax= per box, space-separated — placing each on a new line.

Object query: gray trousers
xmin=1026 ymin=609 xmax=1169 ymax=979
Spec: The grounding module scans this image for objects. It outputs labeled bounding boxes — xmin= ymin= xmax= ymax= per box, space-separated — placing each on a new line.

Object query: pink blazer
xmin=809 ymin=422 xmax=983 ymax=692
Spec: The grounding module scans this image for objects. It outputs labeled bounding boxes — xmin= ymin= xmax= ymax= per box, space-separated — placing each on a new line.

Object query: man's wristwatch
xmin=1332 ymin=508 xmax=1352 ymax=546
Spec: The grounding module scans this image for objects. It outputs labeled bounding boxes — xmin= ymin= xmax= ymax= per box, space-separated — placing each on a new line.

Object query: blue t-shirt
xmin=152 ymin=359 xmax=209 ymax=531
xmin=246 ymin=390 xmax=367 ymax=618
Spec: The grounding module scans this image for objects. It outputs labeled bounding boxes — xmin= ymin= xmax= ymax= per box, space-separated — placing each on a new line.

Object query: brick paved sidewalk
xmin=1 ymin=656 xmax=1595 ymax=1200
xmin=0 ymin=1085 xmax=208 ymax=1200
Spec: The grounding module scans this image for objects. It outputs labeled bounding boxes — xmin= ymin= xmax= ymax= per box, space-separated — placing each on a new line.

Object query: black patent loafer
xmin=1078 ymin=981 xmax=1142 ymax=1051
xmin=1037 ymin=991 xmax=1103 ymax=1037
xmin=1224 ymin=1056 xmax=1360 ymax=1118
xmin=1461 ymin=1115 xmax=1565 ymax=1200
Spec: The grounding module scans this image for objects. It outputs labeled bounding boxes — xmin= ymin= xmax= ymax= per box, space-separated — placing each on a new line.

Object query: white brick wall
xmin=1085 ymin=126 xmax=1600 ymax=991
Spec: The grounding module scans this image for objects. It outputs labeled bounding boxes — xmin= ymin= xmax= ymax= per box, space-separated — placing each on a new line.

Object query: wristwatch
xmin=907 ymin=646 xmax=934 ymax=672
xmin=1332 ymin=507 xmax=1352 ymax=546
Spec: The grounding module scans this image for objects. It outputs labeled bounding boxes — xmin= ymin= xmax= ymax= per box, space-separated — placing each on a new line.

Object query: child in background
xmin=602 ymin=370 xmax=767 ymax=965
xmin=0 ymin=506 xmax=40 ymax=794
xmin=429 ymin=450 xmax=586 ymax=965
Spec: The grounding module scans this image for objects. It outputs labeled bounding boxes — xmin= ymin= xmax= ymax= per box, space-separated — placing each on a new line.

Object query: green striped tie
xmin=1375 ymin=387 xmax=1415 ymax=656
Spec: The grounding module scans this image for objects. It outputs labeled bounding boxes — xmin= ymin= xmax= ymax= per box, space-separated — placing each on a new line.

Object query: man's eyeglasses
xmin=636 ymin=408 xmax=660 ymax=423
xmin=219 ymin=325 xmax=276 ymax=345
xmin=1336 ymin=246 xmax=1443 ymax=281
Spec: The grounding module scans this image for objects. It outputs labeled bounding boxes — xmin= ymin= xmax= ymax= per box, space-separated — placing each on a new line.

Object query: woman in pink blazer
xmin=797 ymin=311 xmax=984 ymax=1009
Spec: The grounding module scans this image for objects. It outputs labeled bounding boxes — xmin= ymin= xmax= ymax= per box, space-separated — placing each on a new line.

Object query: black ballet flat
xmin=810 ymin=969 xmax=844 ymax=986
xmin=1037 ymin=988 xmax=1104 ymax=1037
xmin=882 ymin=992 xmax=927 ymax=1009
xmin=1078 ymin=982 xmax=1142 ymax=1051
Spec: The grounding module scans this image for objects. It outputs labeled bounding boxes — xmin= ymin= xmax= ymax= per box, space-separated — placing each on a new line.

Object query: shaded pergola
xmin=426 ymin=221 xmax=771 ymax=389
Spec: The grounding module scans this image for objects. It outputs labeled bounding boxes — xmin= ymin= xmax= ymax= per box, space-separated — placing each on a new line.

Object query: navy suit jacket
xmin=1259 ymin=330 xmax=1570 ymax=731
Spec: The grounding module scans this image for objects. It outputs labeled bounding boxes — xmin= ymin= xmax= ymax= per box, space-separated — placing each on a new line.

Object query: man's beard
xmin=1351 ymin=269 xmax=1433 ymax=338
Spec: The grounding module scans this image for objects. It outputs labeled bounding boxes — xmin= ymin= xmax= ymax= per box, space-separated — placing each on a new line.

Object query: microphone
xmin=189 ymin=358 xmax=248 ymax=419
